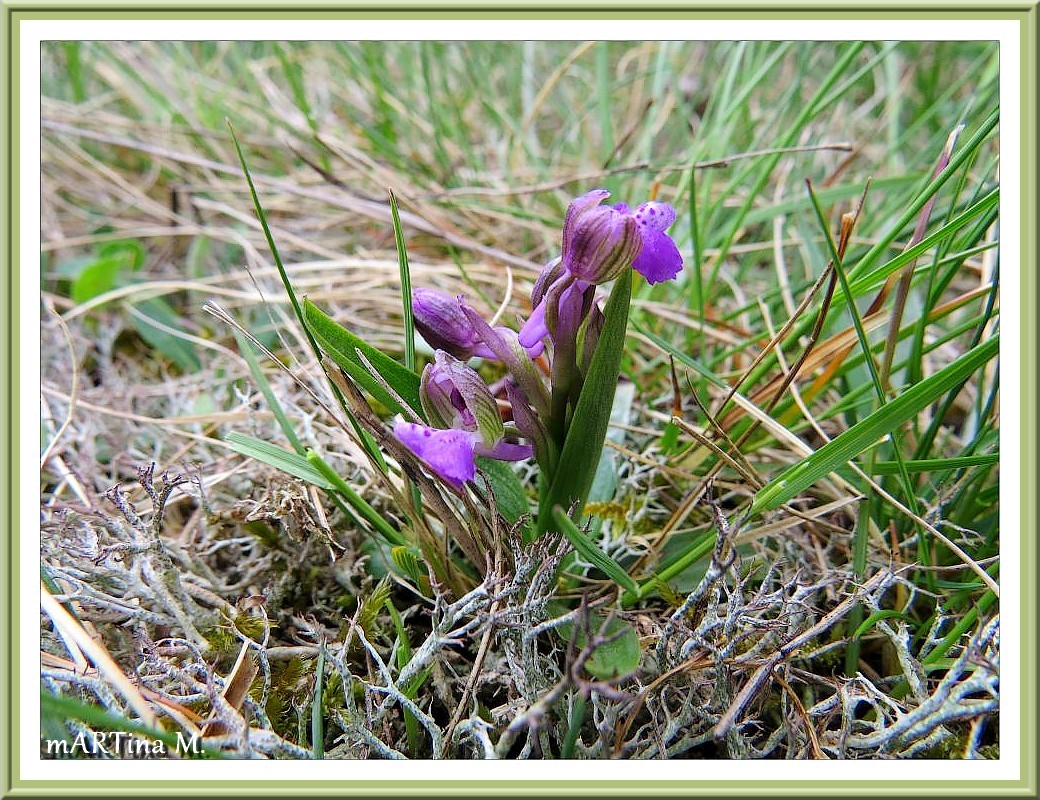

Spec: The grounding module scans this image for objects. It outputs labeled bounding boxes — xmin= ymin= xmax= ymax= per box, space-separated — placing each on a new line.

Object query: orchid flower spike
xmin=519 ymin=190 xmax=684 ymax=350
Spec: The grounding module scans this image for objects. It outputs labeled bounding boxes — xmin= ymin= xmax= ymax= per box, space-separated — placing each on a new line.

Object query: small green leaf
xmin=130 ymin=297 xmax=201 ymax=373
xmin=99 ymin=239 xmax=146 ymax=271
xmin=751 ymin=334 xmax=999 ymax=514
xmin=552 ymin=506 xmax=639 ymax=595
xmin=70 ymin=256 xmax=124 ymax=304
xmin=390 ymin=546 xmax=425 ymax=586
xmin=303 ymin=299 xmax=422 ymax=418
xmin=556 ymin=612 xmax=641 ymax=681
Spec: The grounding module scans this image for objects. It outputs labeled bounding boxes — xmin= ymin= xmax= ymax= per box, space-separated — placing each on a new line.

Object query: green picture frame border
xmin=3 ymin=4 xmax=1036 ymax=796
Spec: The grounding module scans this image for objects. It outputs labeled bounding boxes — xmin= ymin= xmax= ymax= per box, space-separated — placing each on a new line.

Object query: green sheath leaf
xmin=538 ymin=270 xmax=632 ymax=535
xmin=303 ymin=299 xmax=423 ymax=418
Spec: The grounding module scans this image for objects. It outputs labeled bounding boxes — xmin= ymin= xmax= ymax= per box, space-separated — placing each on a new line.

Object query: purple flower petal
xmin=630 ymin=202 xmax=683 ymax=284
xmin=633 ymin=230 xmax=684 ymax=285
xmin=633 ymin=201 xmax=677 ymax=232
xmin=518 ymin=300 xmax=549 ymax=349
xmin=476 ymin=440 xmax=534 ymax=461
xmin=531 ymin=256 xmax=564 ymax=307
xmin=393 ymin=420 xmax=476 ymax=489
xmin=420 ymin=351 xmax=503 ymax=447
xmin=547 ymin=280 xmax=590 ymax=339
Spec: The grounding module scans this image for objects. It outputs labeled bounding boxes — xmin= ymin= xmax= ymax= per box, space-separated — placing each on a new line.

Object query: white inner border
xmin=21 ymin=18 xmax=1021 ymax=784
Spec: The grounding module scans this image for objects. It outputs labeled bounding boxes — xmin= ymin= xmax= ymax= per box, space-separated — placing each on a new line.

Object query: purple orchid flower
xmin=393 ymin=420 xmax=533 ymax=490
xmin=393 ymin=350 xmax=533 ymax=490
xmin=562 ymin=189 xmax=684 ymax=286
xmin=519 ymin=190 xmax=683 ymax=349
xmin=420 ymin=350 xmax=504 ymax=448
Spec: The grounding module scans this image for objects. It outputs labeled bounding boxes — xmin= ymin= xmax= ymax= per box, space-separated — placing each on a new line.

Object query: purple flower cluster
xmin=394 ymin=189 xmax=683 ymax=489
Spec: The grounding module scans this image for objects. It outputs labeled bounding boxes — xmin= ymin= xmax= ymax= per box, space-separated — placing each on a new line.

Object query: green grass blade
xmin=311 ymin=647 xmax=325 ymax=759
xmin=853 ymin=453 xmax=998 ymax=476
xmin=751 ymin=334 xmax=999 ymax=514
xmin=631 ymin=320 xmax=729 ymax=391
xmin=227 ymin=119 xmax=385 ymax=469
xmin=225 ymin=432 xmax=333 ymax=489
xmin=387 ymin=189 xmax=416 ymax=372
xmin=848 ymin=186 xmax=999 ymax=296
xmin=227 ymin=120 xmax=316 ymax=354
xmin=233 ymin=329 xmax=304 ymax=453
xmin=849 ymin=108 xmax=998 ymax=280
xmin=552 ymin=506 xmax=639 ymax=595
xmin=306 ymin=450 xmax=407 ymax=547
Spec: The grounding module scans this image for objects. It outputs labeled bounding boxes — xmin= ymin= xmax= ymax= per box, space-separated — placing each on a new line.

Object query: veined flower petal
xmin=420 ymin=351 xmax=503 ymax=448
xmin=561 ymin=192 xmax=642 ymax=284
xmin=411 ymin=288 xmax=484 ymax=360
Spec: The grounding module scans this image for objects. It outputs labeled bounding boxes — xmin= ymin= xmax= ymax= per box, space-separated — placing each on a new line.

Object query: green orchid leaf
xmin=303 ymin=299 xmax=423 ymax=418
xmin=475 ymin=456 xmax=532 ymax=538
xmin=555 ymin=610 xmax=642 ymax=681
xmin=551 ymin=506 xmax=639 ymax=595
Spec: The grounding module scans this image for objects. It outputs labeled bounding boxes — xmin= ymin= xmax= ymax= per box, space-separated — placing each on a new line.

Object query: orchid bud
xmin=419 ymin=351 xmax=504 ymax=449
xmin=412 ymin=288 xmax=484 ymax=359
xmin=561 ymin=189 xmax=643 ymax=284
